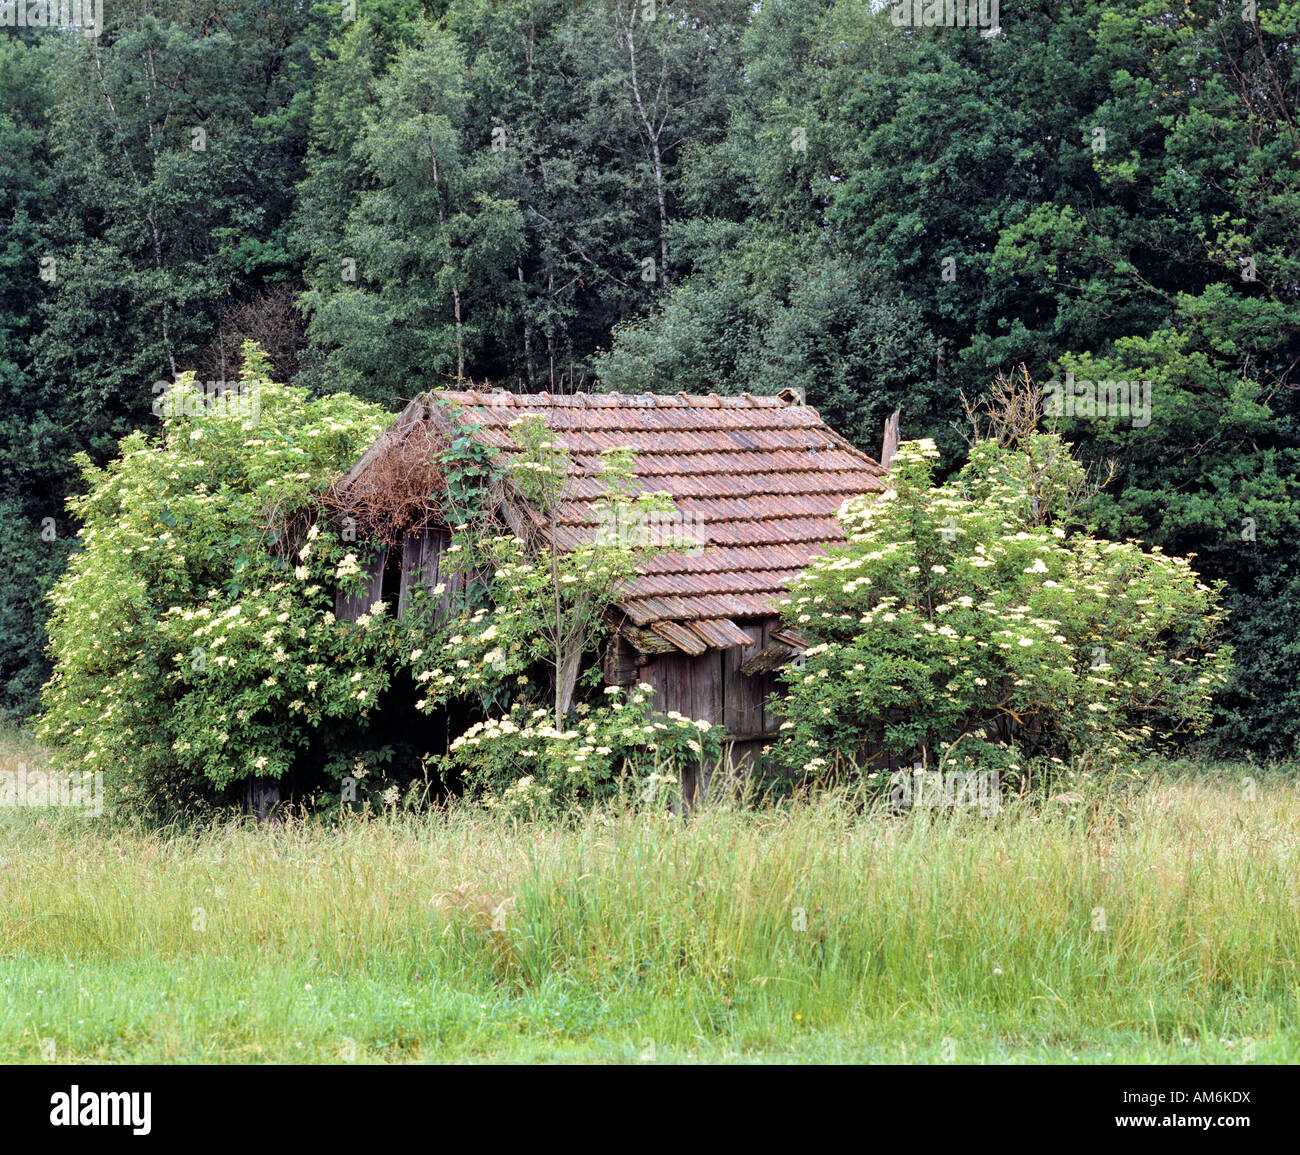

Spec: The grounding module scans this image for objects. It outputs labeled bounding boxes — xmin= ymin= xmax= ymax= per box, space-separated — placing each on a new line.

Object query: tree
xmin=38 ymin=345 xmax=392 ymax=818
xmin=298 ymin=17 xmax=524 ymax=400
xmin=3 ymin=0 xmax=325 ymax=719
xmin=0 ymin=35 xmax=67 ymax=721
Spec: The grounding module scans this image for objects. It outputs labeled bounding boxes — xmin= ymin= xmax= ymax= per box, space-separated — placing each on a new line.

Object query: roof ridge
xmin=424 ymin=388 xmax=818 ymax=408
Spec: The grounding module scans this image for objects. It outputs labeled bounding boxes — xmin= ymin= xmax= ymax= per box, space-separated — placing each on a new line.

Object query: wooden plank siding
xmin=397 ymin=532 xmax=434 ymax=620
xmin=638 ymin=617 xmax=783 ymax=804
xmin=334 ymin=546 xmax=387 ymax=622
xmin=337 ymin=528 xmax=474 ymax=625
xmin=397 ymin=528 xmax=461 ymax=621
xmin=396 ymin=528 xmax=481 ymax=624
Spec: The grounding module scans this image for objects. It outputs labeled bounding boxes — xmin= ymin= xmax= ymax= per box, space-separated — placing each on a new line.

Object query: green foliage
xmin=0 ymin=497 xmax=76 ymax=722
xmin=445 ymin=685 xmax=723 ymax=815
xmin=595 ymin=235 xmax=938 ymax=451
xmin=33 ymin=1 xmax=321 ymax=448
xmin=2 ymin=1 xmax=328 ymax=724
xmin=298 ymin=16 xmax=524 ymax=398
xmin=774 ymin=438 xmax=1231 ymax=786
xmin=6 ymin=0 xmax=1300 ymax=761
xmin=37 ymin=345 xmax=392 ymax=816
xmin=297 ymin=0 xmax=752 ymax=395
xmin=0 ymin=37 xmax=66 ymax=721
xmin=1059 ymin=328 xmax=1300 ymax=757
xmin=441 ymin=413 xmax=498 ymax=524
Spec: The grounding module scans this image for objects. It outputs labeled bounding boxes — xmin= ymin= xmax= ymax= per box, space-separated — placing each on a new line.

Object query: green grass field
xmin=2 ymin=729 xmax=1297 ymax=1064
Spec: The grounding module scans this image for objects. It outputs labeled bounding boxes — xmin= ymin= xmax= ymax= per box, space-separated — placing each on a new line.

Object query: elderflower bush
xmin=774 ymin=435 xmax=1232 ymax=785
xmin=400 ymin=537 xmax=634 ymax=703
xmin=398 ymin=526 xmax=669 ymax=723
xmin=38 ymin=344 xmax=394 ymax=816
xmin=445 ymin=684 xmax=722 ymax=813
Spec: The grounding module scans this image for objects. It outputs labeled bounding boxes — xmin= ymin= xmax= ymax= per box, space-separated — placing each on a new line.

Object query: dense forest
xmin=2 ymin=0 xmax=1297 ymax=757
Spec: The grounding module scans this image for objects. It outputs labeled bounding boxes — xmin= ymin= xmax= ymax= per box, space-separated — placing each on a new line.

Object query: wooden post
xmin=880 ymin=409 xmax=901 ymax=469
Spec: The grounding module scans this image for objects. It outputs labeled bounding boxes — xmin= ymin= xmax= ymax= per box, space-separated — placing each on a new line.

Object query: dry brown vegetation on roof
xmin=325 ymin=418 xmax=449 ymax=548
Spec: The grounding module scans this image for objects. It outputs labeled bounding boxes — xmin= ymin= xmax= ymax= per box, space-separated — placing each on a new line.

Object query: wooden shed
xmin=334 ymin=388 xmax=893 ymax=801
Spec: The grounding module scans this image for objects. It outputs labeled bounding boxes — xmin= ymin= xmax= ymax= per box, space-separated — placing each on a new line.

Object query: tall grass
xmin=2 ymin=745 xmax=1297 ymax=1063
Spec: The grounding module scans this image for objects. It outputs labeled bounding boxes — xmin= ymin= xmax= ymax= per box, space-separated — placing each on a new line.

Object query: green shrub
xmin=37 ymin=344 xmax=394 ymax=817
xmin=773 ymin=435 xmax=1232 ymax=788
xmin=444 ymin=684 xmax=723 ymax=814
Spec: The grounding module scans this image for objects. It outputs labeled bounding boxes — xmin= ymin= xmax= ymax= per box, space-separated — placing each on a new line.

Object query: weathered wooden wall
xmin=335 ymin=528 xmax=466 ymax=624
xmin=334 ymin=546 xmax=387 ymax=622
xmin=635 ymin=618 xmax=782 ymax=803
xmin=397 ymin=528 xmax=472 ymax=620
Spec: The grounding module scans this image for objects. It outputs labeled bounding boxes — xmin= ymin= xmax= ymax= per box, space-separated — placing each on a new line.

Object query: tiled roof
xmin=341 ymin=389 xmax=888 ymax=653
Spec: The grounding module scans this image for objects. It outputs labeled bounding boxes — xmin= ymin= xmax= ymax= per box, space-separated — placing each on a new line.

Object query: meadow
xmin=1 ymin=729 xmax=1297 ymax=1065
